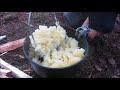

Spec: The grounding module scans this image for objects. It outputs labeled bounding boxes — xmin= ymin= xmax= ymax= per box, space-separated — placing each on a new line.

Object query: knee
xmin=63 ymin=12 xmax=83 ymax=29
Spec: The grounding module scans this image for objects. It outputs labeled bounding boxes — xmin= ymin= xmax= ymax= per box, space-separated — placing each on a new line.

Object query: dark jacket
xmin=88 ymin=12 xmax=118 ymax=34
xmin=63 ymin=12 xmax=118 ymax=34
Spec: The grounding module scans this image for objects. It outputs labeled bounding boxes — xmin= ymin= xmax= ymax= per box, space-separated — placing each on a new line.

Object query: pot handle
xmin=75 ymin=24 xmax=90 ymax=38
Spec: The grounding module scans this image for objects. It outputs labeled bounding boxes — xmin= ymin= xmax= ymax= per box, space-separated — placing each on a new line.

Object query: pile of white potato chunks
xmin=29 ymin=25 xmax=85 ymax=68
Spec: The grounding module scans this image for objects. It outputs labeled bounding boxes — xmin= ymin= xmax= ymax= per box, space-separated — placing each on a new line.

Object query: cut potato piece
xmin=29 ymin=25 xmax=85 ymax=68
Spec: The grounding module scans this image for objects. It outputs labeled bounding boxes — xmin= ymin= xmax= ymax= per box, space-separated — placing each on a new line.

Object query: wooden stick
xmin=0 ymin=38 xmax=25 ymax=53
xmin=0 ymin=58 xmax=32 ymax=78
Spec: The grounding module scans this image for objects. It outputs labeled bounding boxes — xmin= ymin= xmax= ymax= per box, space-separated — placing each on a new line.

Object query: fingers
xmin=82 ymin=17 xmax=102 ymax=39
xmin=87 ymin=29 xmax=102 ymax=39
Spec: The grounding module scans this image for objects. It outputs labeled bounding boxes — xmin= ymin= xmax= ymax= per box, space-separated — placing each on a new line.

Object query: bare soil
xmin=0 ymin=12 xmax=120 ymax=78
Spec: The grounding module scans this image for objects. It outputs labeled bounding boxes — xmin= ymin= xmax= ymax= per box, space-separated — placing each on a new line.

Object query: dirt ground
xmin=0 ymin=12 xmax=120 ymax=78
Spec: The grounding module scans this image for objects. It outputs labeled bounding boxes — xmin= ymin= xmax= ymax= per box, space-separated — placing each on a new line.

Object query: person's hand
xmin=87 ymin=29 xmax=101 ymax=39
xmin=82 ymin=17 xmax=102 ymax=39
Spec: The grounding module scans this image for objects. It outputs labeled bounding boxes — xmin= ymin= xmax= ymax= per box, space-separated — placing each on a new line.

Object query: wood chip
xmin=0 ymin=35 xmax=6 ymax=41
xmin=0 ymin=58 xmax=32 ymax=78
xmin=22 ymin=21 xmax=33 ymax=27
xmin=18 ymin=55 xmax=24 ymax=59
xmin=0 ymin=69 xmax=12 ymax=78
xmin=0 ymin=52 xmax=7 ymax=56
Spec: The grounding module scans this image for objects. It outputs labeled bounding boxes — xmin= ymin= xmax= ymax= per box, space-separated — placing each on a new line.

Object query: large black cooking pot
xmin=23 ymin=25 xmax=89 ymax=78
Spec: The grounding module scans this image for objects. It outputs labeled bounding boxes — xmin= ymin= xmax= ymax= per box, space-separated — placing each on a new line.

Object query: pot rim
xmin=23 ymin=25 xmax=89 ymax=70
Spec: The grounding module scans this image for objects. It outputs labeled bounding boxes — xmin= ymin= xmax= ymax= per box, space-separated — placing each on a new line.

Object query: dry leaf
xmin=108 ymin=58 xmax=116 ymax=67
xmin=111 ymin=75 xmax=119 ymax=78
xmin=94 ymin=64 xmax=102 ymax=71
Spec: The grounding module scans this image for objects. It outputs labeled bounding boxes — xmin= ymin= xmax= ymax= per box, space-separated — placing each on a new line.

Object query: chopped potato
xmin=29 ymin=25 xmax=85 ymax=68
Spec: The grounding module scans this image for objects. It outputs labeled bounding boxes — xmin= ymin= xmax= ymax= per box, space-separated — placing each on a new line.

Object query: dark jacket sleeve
xmin=89 ymin=12 xmax=118 ymax=34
